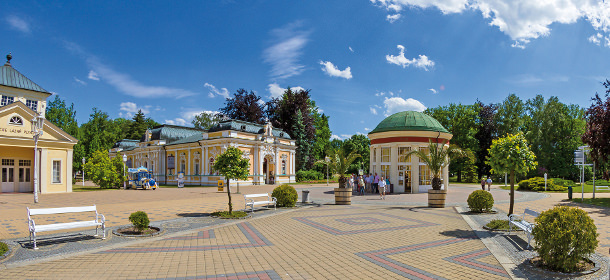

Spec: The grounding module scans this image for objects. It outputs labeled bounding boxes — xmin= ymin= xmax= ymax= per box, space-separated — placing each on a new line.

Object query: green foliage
xmin=296 ymin=170 xmax=324 ymax=182
xmin=586 ymin=179 xmax=610 ymax=185
xmin=312 ymin=111 xmax=331 ymax=163
xmin=462 ymin=152 xmax=478 ymax=183
xmin=0 ymin=241 xmax=8 ymax=256
xmin=474 ymin=101 xmax=498 ymax=179
xmin=404 ymin=142 xmax=468 ymax=190
xmin=220 ymin=88 xmax=266 ymax=124
xmin=292 ymin=110 xmax=312 ymax=171
xmin=211 ymin=211 xmax=248 ymax=218
xmin=343 ymin=134 xmax=370 ymax=174
xmin=495 ymin=94 xmax=525 ymax=137
xmin=485 ymin=219 xmax=512 ymax=230
xmin=517 ymin=177 xmax=567 ymax=191
xmin=45 ymin=95 xmax=84 ymax=171
xmin=272 ymin=184 xmax=298 ymax=207
xmin=215 ymin=147 xmax=250 ymax=213
xmin=84 ymin=150 xmax=120 ymax=189
xmin=552 ymin=178 xmax=575 ymax=187
xmin=320 ymin=146 xmax=361 ymax=188
xmin=191 ymin=111 xmax=221 ymax=130
xmin=467 ymin=190 xmax=494 ymax=212
xmin=532 ymin=206 xmax=599 ymax=272
xmin=129 ymin=211 xmax=150 ymax=232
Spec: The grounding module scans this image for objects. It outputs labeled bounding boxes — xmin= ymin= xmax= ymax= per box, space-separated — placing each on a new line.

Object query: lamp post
xmin=31 ymin=113 xmax=45 ymax=203
xmin=122 ymin=154 xmax=127 ymax=190
xmin=325 ymin=156 xmax=330 ymax=186
xmin=82 ymin=157 xmax=85 ymax=186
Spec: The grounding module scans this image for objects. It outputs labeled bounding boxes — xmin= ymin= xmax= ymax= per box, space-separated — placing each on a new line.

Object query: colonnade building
xmin=109 ymin=120 xmax=296 ymax=186
xmin=368 ymin=111 xmax=453 ymax=193
xmin=0 ymin=54 xmax=77 ymax=194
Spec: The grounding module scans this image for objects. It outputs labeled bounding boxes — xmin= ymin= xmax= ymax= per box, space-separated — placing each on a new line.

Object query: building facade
xmin=368 ymin=111 xmax=453 ymax=193
xmin=0 ymin=54 xmax=77 ymax=194
xmin=109 ymin=119 xmax=296 ymax=186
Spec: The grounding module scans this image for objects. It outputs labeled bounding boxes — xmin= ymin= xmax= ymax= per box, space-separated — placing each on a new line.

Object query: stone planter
xmin=335 ymin=188 xmax=352 ymax=205
xmin=428 ymin=189 xmax=447 ymax=208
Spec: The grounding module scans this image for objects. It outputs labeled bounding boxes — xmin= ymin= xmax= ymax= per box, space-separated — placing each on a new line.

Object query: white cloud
xmin=204 ymin=83 xmax=230 ymax=98
xmin=372 ymin=0 xmax=610 ymax=48
xmin=263 ymin=22 xmax=310 ymax=79
xmin=320 ymin=61 xmax=353 ymax=79
xmin=383 ymin=97 xmax=426 ymax=115
xmin=386 ymin=45 xmax=435 ymax=71
xmin=88 ymin=70 xmax=100 ymax=81
xmin=165 ymin=109 xmax=219 ymax=127
xmin=340 ymin=134 xmax=352 ymax=139
xmin=267 ymin=83 xmax=305 ymax=99
xmin=317 ymin=108 xmax=324 ymax=113
xmin=63 ymin=41 xmax=197 ymax=99
xmin=370 ymin=107 xmax=378 ymax=115
xmin=364 ymin=127 xmax=371 ymax=131
xmin=387 ymin=14 xmax=401 ymax=22
xmin=73 ymin=77 xmax=86 ymax=85
xmin=119 ymin=102 xmax=150 ymax=118
xmin=6 ymin=15 xmax=30 ymax=33
xmin=349 ymin=46 xmax=354 ymax=52
xmin=429 ymin=88 xmax=437 ymax=94
xmin=330 ymin=134 xmax=342 ymax=140
xmin=375 ymin=91 xmax=395 ymax=97
xmin=165 ymin=118 xmax=188 ymax=126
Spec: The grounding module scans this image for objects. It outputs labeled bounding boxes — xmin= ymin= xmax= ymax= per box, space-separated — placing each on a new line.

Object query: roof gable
xmin=0 ymin=101 xmax=77 ymax=143
xmin=0 ymin=56 xmax=50 ymax=94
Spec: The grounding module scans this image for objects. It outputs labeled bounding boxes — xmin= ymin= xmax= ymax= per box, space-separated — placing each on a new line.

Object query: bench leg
xmin=526 ymin=234 xmax=532 ymax=249
xmin=32 ymin=231 xmax=38 ymax=250
xmin=102 ymin=223 xmax=106 ymax=239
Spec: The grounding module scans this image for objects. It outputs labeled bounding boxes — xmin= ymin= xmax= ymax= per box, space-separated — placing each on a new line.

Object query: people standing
xmin=486 ymin=176 xmax=492 ymax=191
xmin=481 ymin=178 xmax=486 ymax=190
xmin=365 ymin=174 xmax=371 ymax=193
xmin=373 ymin=173 xmax=380 ymax=193
xmin=378 ymin=176 xmax=387 ymax=199
xmin=358 ymin=175 xmax=365 ymax=195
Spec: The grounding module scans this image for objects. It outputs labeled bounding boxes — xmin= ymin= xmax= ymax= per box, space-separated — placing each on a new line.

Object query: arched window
xmin=194 ymin=159 xmax=200 ymax=175
xmin=209 ymin=158 xmax=215 ymax=175
xmin=180 ymin=160 xmax=186 ymax=173
xmin=9 ymin=116 xmax=23 ymax=125
xmin=282 ymin=160 xmax=286 ymax=175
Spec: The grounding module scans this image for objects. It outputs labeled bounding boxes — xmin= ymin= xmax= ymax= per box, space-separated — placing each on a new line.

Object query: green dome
xmin=369 ymin=111 xmax=449 ymax=134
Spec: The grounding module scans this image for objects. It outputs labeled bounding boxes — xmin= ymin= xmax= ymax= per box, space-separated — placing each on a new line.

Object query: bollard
xmin=302 ymin=190 xmax=310 ymax=203
xmin=568 ymin=185 xmax=573 ymax=200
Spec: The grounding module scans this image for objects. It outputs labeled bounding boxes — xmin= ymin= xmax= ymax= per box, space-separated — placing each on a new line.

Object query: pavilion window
xmin=26 ymin=100 xmax=38 ymax=111
xmin=419 ymin=165 xmax=431 ymax=185
xmin=381 ymin=147 xmax=390 ymax=162
xmin=398 ymin=147 xmax=411 ymax=162
xmin=52 ymin=160 xmax=61 ymax=183
xmin=8 ymin=116 xmax=23 ymax=125
xmin=1 ymin=96 xmax=14 ymax=106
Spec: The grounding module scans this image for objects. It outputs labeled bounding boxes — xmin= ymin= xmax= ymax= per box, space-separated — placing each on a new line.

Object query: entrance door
xmin=398 ymin=165 xmax=412 ymax=193
xmin=18 ymin=159 xmax=32 ymax=192
xmin=1 ymin=159 xmax=16 ymax=192
xmin=263 ymin=158 xmax=268 ymax=184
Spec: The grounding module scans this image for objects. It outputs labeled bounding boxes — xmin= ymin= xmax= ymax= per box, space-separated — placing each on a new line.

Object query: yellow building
xmin=368 ymin=111 xmax=453 ymax=193
xmin=110 ymin=120 xmax=296 ymax=186
xmin=0 ymin=54 xmax=77 ymax=194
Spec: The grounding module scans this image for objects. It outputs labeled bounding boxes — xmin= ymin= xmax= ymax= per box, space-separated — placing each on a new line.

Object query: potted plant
xmin=321 ymin=146 xmax=361 ymax=205
xmin=404 ymin=141 xmax=467 ymax=208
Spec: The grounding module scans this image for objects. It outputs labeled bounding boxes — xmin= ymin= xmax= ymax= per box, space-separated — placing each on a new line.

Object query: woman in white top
xmin=378 ymin=176 xmax=387 ymax=200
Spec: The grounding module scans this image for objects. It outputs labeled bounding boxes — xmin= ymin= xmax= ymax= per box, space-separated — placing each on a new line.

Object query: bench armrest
xmin=28 ymin=218 xmax=36 ymax=232
xmin=96 ymin=213 xmax=105 ymax=224
xmin=271 ymin=197 xmax=277 ymax=204
xmin=508 ymin=213 xmax=523 ymax=222
xmin=245 ymin=198 xmax=254 ymax=204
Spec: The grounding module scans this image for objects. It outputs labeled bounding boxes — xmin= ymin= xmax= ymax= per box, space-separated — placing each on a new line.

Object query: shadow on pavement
xmin=176 ymin=213 xmax=211 ymax=217
xmin=438 ymin=229 xmax=479 ymax=239
xmin=18 ymin=234 xmax=98 ymax=250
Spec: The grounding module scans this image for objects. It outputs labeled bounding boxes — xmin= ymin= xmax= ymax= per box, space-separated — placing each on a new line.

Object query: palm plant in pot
xmin=403 ymin=141 xmax=467 ymax=207
xmin=321 ymin=146 xmax=360 ymax=205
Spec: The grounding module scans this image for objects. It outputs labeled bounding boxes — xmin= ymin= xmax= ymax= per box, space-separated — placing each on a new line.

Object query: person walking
xmin=365 ymin=174 xmax=371 ymax=193
xmin=373 ymin=173 xmax=379 ymax=193
xmin=358 ymin=175 xmax=365 ymax=195
xmin=378 ymin=176 xmax=387 ymax=200
xmin=486 ymin=176 xmax=493 ymax=191
xmin=481 ymin=178 xmax=486 ymax=190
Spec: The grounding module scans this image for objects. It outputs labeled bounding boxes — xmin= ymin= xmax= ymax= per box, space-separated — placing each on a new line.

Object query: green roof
xmin=208 ymin=119 xmax=291 ymax=139
xmin=148 ymin=125 xmax=205 ymax=143
xmin=0 ymin=55 xmax=50 ymax=94
xmin=369 ymin=111 xmax=449 ymax=134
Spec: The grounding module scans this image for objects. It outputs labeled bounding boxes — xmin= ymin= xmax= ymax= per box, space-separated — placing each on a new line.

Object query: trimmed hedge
xmin=129 ymin=211 xmax=150 ymax=232
xmin=467 ymin=190 xmax=494 ymax=212
xmin=552 ymin=178 xmax=575 ymax=187
xmin=272 ymin=184 xmax=298 ymax=207
xmin=296 ymin=170 xmax=324 ymax=182
xmin=532 ymin=206 xmax=598 ymax=272
xmin=586 ymin=179 xmax=610 ymax=186
xmin=0 ymin=241 xmax=7 ymax=256
xmin=517 ymin=177 xmax=567 ymax=191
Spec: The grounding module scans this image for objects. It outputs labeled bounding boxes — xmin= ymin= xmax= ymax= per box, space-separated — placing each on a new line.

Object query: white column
xmin=443 ymin=157 xmax=450 ymax=191
xmin=390 ymin=144 xmax=398 ymax=192
xmin=187 ymin=147 xmax=191 ymax=183
xmin=67 ymin=149 xmax=73 ymax=192
xmin=411 ymin=145 xmax=420 ymax=193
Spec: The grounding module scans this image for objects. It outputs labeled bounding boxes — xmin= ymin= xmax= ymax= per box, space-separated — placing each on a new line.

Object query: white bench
xmin=27 ymin=205 xmax=105 ymax=250
xmin=596 ymin=186 xmax=610 ymax=191
xmin=244 ymin=193 xmax=277 ymax=212
xmin=509 ymin=208 xmax=540 ymax=249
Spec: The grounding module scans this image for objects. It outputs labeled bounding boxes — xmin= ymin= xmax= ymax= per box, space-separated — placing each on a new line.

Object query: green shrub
xmin=467 ymin=190 xmax=494 ymax=212
xmin=211 ymin=211 xmax=248 ymax=218
xmin=517 ymin=177 xmax=567 ymax=191
xmin=586 ymin=179 xmax=610 ymax=185
xmin=296 ymin=170 xmax=324 ymax=182
xmin=552 ymin=178 xmax=575 ymax=187
xmin=485 ymin=219 xmax=511 ymax=230
xmin=532 ymin=206 xmax=598 ymax=273
xmin=0 ymin=241 xmax=8 ymax=256
xmin=272 ymin=184 xmax=298 ymax=207
xmin=129 ymin=211 xmax=150 ymax=232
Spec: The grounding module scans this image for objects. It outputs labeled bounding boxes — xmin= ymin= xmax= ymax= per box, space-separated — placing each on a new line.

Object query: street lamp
xmin=31 ymin=113 xmax=45 ymax=203
xmin=82 ymin=157 xmax=85 ymax=186
xmin=325 ymin=156 xmax=330 ymax=186
xmin=122 ymin=154 xmax=127 ymax=189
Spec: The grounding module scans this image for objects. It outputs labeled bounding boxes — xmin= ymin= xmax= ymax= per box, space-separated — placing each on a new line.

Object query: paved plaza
xmin=0 ymin=184 xmax=609 ymax=279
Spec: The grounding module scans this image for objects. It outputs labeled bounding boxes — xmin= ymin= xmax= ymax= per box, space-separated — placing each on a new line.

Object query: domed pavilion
xmin=368 ymin=111 xmax=453 ymax=193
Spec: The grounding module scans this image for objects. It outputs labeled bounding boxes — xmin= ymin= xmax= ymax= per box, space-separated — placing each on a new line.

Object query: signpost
xmin=544 ymin=173 xmax=547 ymax=191
xmin=574 ymin=146 xmax=592 ymax=201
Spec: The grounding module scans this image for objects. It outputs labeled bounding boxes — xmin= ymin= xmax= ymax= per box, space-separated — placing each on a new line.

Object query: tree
xmin=582 ymin=81 xmax=610 ymax=179
xmin=342 ymin=134 xmax=370 ymax=174
xmin=266 ymin=88 xmax=316 ymax=169
xmin=45 ymin=95 xmax=84 ymax=172
xmin=322 ymin=146 xmax=361 ymax=188
xmin=192 ymin=111 xmax=221 ymax=130
xmin=474 ymin=101 xmax=498 ymax=178
xmin=495 ymin=94 xmax=525 ymax=137
xmin=80 ymin=108 xmax=120 ymax=158
xmin=84 ymin=150 xmax=120 ymax=189
xmin=220 ymin=89 xmax=265 ymax=124
xmin=404 ymin=142 xmax=467 ymax=190
xmin=127 ymin=110 xmax=148 ymax=140
xmin=312 ymin=111 xmax=331 ymax=162
xmin=486 ymin=132 xmax=537 ymax=215
xmin=292 ymin=110 xmax=312 ymax=171
xmin=214 ymin=147 xmax=250 ymax=214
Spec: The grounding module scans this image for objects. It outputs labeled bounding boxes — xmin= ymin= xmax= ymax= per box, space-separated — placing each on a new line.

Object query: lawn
xmin=570 ymin=198 xmax=610 ymax=208
xmin=498 ymin=183 xmax=610 ymax=193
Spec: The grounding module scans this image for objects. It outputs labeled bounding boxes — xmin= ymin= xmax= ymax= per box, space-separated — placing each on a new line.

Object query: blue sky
xmin=3 ymin=1 xmax=610 ymax=140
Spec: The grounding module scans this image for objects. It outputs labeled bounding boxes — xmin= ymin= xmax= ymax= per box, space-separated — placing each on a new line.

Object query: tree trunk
xmin=509 ymin=170 xmax=515 ymax=216
xmin=457 ymin=170 xmax=462 ymax=182
xmin=432 ymin=176 xmax=442 ymax=190
xmin=226 ymin=178 xmax=232 ymax=214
